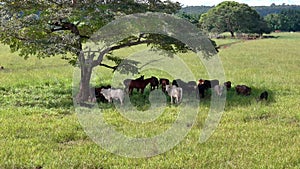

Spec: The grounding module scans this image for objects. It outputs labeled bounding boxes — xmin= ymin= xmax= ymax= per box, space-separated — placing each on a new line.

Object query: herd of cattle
xmin=95 ymin=75 xmax=268 ymax=105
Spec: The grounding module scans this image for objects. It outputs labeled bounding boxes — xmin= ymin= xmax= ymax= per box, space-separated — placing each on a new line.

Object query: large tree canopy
xmin=1 ymin=0 xmax=215 ymax=103
xmin=199 ymin=1 xmax=270 ymax=37
xmin=0 ymin=0 xmax=182 ymax=61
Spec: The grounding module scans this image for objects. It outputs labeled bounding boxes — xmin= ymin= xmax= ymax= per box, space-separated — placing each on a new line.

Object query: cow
xmin=213 ymin=85 xmax=225 ymax=96
xmin=165 ymin=85 xmax=183 ymax=104
xmin=198 ymin=83 xmax=206 ymax=98
xmin=198 ymin=79 xmax=219 ymax=89
xmin=197 ymin=79 xmax=219 ymax=98
xmin=223 ymin=81 xmax=232 ymax=90
xmin=159 ymin=78 xmax=170 ymax=92
xmin=150 ymin=76 xmax=159 ymax=91
xmin=94 ymin=85 xmax=111 ymax=102
xmin=235 ymin=85 xmax=251 ymax=96
xmin=171 ymin=80 xmax=179 ymax=87
xmin=100 ymin=88 xmax=125 ymax=105
xmin=257 ymin=91 xmax=268 ymax=102
xmin=173 ymin=79 xmax=197 ymax=96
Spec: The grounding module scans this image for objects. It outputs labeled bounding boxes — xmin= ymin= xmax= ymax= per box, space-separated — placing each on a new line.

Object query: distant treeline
xmin=180 ymin=4 xmax=300 ymax=17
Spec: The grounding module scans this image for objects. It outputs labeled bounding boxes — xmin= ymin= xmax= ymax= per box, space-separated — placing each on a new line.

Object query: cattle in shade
xmin=165 ymin=85 xmax=183 ymax=104
xmin=150 ymin=76 xmax=159 ymax=90
xmin=213 ymin=85 xmax=225 ymax=96
xmin=223 ymin=81 xmax=232 ymax=90
xmin=173 ymin=79 xmax=197 ymax=96
xmin=159 ymin=78 xmax=170 ymax=92
xmin=235 ymin=85 xmax=251 ymax=96
xmin=198 ymin=83 xmax=206 ymax=98
xmin=100 ymin=88 xmax=125 ymax=105
xmin=197 ymin=79 xmax=219 ymax=98
xmin=95 ymin=85 xmax=111 ymax=102
xmin=171 ymin=80 xmax=179 ymax=87
xmin=198 ymin=79 xmax=219 ymax=89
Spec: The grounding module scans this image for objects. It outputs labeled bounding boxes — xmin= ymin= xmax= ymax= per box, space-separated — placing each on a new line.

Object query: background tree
xmin=264 ymin=13 xmax=281 ymax=31
xmin=278 ymin=9 xmax=300 ymax=31
xmin=265 ymin=9 xmax=300 ymax=32
xmin=199 ymin=1 xmax=270 ymax=37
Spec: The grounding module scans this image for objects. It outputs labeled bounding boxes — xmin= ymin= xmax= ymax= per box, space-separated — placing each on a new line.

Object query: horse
xmin=123 ymin=75 xmax=144 ymax=93
xmin=128 ymin=77 xmax=155 ymax=95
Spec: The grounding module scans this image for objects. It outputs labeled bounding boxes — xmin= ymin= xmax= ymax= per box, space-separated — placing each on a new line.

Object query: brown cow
xmin=235 ymin=85 xmax=251 ymax=96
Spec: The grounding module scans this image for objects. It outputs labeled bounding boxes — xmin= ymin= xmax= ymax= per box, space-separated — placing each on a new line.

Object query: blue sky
xmin=173 ymin=0 xmax=300 ymax=7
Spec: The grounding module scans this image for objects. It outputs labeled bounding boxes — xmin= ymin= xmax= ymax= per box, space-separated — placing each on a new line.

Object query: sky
xmin=172 ymin=0 xmax=300 ymax=7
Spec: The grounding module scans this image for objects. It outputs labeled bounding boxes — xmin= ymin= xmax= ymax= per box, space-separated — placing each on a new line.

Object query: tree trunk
xmin=230 ymin=31 xmax=235 ymax=38
xmin=75 ymin=53 xmax=95 ymax=105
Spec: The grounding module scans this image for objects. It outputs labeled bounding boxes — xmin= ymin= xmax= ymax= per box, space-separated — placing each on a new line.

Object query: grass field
xmin=0 ymin=32 xmax=299 ymax=168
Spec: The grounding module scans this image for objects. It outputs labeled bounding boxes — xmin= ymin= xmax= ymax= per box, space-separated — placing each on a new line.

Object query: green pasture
xmin=0 ymin=32 xmax=299 ymax=168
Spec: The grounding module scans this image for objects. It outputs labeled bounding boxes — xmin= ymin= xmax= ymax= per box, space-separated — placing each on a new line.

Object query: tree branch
xmin=92 ymin=39 xmax=152 ymax=67
xmin=99 ymin=63 xmax=118 ymax=71
xmin=50 ymin=20 xmax=90 ymax=39
xmin=110 ymin=39 xmax=152 ymax=51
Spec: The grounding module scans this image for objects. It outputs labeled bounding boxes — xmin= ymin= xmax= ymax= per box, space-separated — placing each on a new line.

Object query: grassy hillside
xmin=0 ymin=32 xmax=299 ymax=168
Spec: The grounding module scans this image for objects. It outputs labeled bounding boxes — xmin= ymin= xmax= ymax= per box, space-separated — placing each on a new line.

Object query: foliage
xmin=199 ymin=1 xmax=270 ymax=37
xmin=265 ymin=9 xmax=300 ymax=32
xmin=179 ymin=5 xmax=211 ymax=15
xmin=0 ymin=0 xmax=182 ymax=61
xmin=176 ymin=12 xmax=200 ymax=25
xmin=255 ymin=4 xmax=300 ymax=16
xmin=264 ymin=13 xmax=281 ymax=31
xmin=180 ymin=4 xmax=300 ymax=17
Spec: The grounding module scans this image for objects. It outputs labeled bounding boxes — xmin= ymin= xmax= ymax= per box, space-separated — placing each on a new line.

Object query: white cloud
xmin=172 ymin=0 xmax=300 ymax=7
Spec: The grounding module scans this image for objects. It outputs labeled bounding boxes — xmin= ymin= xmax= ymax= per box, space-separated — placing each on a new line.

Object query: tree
xmin=278 ymin=9 xmax=300 ymax=31
xmin=265 ymin=9 xmax=300 ymax=32
xmin=0 ymin=0 xmax=216 ymax=104
xmin=265 ymin=13 xmax=281 ymax=31
xmin=199 ymin=1 xmax=270 ymax=37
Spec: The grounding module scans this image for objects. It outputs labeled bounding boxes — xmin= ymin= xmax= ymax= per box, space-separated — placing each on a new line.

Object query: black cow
xmin=172 ymin=80 xmax=179 ymax=87
xmin=197 ymin=79 xmax=219 ymax=98
xmin=257 ymin=91 xmax=268 ymax=102
xmin=95 ymin=85 xmax=111 ymax=102
xmin=150 ymin=76 xmax=159 ymax=90
xmin=174 ymin=79 xmax=197 ymax=96
xmin=198 ymin=79 xmax=219 ymax=89
xmin=198 ymin=84 xmax=207 ymax=98
xmin=223 ymin=81 xmax=232 ymax=90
